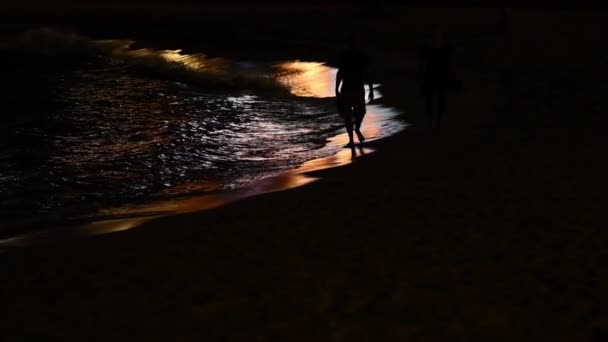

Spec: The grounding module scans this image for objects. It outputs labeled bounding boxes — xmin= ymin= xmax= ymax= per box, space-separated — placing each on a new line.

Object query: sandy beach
xmin=1 ymin=6 xmax=607 ymax=340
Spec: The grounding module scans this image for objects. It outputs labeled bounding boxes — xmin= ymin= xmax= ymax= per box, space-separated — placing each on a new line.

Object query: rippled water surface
xmin=0 ymin=30 xmax=405 ymax=238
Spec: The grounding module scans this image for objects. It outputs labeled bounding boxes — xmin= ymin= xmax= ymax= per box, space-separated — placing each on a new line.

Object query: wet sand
xmin=1 ymin=6 xmax=608 ymax=340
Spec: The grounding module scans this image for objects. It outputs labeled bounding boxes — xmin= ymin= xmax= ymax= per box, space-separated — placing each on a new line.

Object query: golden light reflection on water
xmin=276 ymin=61 xmax=381 ymax=99
xmin=276 ymin=61 xmax=335 ymax=97
xmin=0 ymin=62 xmax=401 ymax=246
xmin=159 ymin=50 xmax=205 ymax=69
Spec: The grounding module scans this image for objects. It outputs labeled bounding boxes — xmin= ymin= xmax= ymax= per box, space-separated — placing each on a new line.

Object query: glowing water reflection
xmin=82 ymin=63 xmax=402 ymax=237
xmin=0 ymin=61 xmax=404 ymax=247
xmin=276 ymin=61 xmax=380 ymax=99
xmin=276 ymin=62 xmax=396 ymax=146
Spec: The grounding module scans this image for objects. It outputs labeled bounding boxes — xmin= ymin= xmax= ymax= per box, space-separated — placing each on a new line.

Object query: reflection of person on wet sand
xmin=418 ymin=28 xmax=459 ymax=129
xmin=335 ymin=35 xmax=374 ymax=148
xmin=349 ymin=144 xmax=368 ymax=160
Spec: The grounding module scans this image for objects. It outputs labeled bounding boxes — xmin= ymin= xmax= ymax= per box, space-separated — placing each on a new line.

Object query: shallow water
xmin=0 ymin=29 xmax=405 ymax=244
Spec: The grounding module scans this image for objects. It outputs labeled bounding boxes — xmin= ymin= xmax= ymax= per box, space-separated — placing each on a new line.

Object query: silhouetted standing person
xmin=336 ymin=36 xmax=374 ymax=147
xmin=419 ymin=28 xmax=457 ymax=129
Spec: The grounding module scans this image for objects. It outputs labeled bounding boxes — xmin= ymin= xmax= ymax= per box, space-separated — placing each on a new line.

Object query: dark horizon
xmin=1 ymin=0 xmax=601 ymax=11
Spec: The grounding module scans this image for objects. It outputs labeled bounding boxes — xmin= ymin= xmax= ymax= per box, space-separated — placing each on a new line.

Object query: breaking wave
xmin=5 ymin=27 xmax=297 ymax=92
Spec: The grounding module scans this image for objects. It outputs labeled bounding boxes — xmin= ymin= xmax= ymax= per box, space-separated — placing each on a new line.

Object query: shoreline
xmin=0 ymin=143 xmax=381 ymax=249
xmin=0 ymin=60 xmax=405 ymax=247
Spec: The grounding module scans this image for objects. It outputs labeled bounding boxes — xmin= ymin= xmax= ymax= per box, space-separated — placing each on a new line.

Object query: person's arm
xmin=367 ymin=73 xmax=374 ymax=103
xmin=335 ymin=68 xmax=343 ymax=98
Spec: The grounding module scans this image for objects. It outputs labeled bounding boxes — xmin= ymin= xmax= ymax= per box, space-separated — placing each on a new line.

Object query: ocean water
xmin=0 ymin=28 xmax=405 ymax=240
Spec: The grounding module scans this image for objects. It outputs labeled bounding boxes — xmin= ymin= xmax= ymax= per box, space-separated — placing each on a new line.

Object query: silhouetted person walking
xmin=419 ymin=28 xmax=457 ymax=129
xmin=336 ymin=36 xmax=374 ymax=147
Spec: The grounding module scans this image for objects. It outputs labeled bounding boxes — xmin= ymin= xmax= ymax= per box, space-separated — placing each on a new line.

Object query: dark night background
xmin=1 ymin=0 xmax=607 ymax=341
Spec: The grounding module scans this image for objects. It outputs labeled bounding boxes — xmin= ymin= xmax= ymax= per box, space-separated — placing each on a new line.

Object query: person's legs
xmin=355 ymin=126 xmax=365 ymax=143
xmin=338 ymin=95 xmax=355 ymax=146
xmin=353 ymin=104 xmax=366 ymax=143
xmin=343 ymin=110 xmax=355 ymax=147
xmin=341 ymin=89 xmax=367 ymax=146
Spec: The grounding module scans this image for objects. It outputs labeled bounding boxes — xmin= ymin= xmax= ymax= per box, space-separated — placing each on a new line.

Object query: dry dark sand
xmin=1 ymin=7 xmax=608 ymax=341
